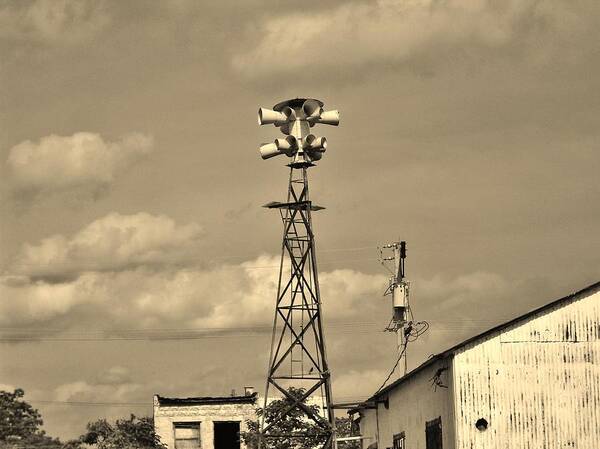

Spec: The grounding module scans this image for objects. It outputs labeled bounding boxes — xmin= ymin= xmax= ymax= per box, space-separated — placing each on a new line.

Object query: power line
xmin=30 ymin=400 xmax=151 ymax=407
xmin=0 ymin=318 xmax=511 ymax=342
xmin=373 ymin=341 xmax=408 ymax=396
xmin=6 ymin=246 xmax=379 ymax=269
xmin=27 ymin=395 xmax=373 ymax=408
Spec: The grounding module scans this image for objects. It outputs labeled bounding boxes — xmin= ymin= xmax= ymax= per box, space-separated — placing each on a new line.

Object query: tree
xmin=241 ymin=387 xmax=328 ymax=449
xmin=241 ymin=388 xmax=363 ymax=449
xmin=0 ymin=389 xmax=43 ymax=441
xmin=334 ymin=417 xmax=360 ymax=449
xmin=78 ymin=415 xmax=166 ymax=449
xmin=0 ymin=388 xmax=63 ymax=449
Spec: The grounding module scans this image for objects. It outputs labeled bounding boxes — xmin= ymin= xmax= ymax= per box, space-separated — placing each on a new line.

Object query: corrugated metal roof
xmin=156 ymin=392 xmax=258 ymax=406
xmin=366 ymin=280 xmax=600 ymax=401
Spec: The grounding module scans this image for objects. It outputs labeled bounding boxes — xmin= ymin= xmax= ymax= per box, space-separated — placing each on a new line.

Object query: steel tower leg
xmin=259 ymin=166 xmax=335 ymax=449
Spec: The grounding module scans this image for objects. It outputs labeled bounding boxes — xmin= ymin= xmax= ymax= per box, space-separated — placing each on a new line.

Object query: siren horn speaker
xmin=258 ymin=108 xmax=288 ymax=126
xmin=302 ymin=99 xmax=323 ymax=122
xmin=316 ymin=110 xmax=340 ymax=126
xmin=304 ymin=134 xmax=327 ymax=151
xmin=275 ymin=135 xmax=298 ymax=156
xmin=259 ymin=142 xmax=282 ymax=159
xmin=308 ymin=148 xmax=325 ymax=161
xmin=282 ymin=106 xmax=297 ymax=121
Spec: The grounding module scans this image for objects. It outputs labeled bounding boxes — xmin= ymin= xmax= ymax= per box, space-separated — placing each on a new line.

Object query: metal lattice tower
xmin=256 ymin=98 xmax=339 ymax=449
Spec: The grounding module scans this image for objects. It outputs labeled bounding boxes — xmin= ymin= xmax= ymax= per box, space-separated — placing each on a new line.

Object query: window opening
xmin=174 ymin=422 xmax=200 ymax=449
xmin=393 ymin=431 xmax=405 ymax=449
xmin=425 ymin=417 xmax=442 ymax=449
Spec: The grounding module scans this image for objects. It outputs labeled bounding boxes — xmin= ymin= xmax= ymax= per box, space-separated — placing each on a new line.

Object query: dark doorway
xmin=425 ymin=417 xmax=442 ymax=449
xmin=214 ymin=421 xmax=240 ymax=449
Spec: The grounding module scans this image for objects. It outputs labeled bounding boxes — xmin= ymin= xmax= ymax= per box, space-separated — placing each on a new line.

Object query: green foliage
xmin=240 ymin=388 xmax=362 ymax=449
xmin=334 ymin=417 xmax=360 ymax=449
xmin=0 ymin=388 xmax=164 ymax=449
xmin=78 ymin=415 xmax=166 ymax=449
xmin=0 ymin=389 xmax=44 ymax=442
xmin=240 ymin=387 xmax=328 ymax=449
xmin=0 ymin=388 xmax=63 ymax=449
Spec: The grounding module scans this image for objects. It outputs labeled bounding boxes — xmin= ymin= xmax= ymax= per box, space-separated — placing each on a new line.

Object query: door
xmin=214 ymin=421 xmax=240 ymax=449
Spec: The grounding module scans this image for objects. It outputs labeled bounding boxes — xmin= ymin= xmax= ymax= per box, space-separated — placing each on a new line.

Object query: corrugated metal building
xmin=357 ymin=281 xmax=600 ymax=449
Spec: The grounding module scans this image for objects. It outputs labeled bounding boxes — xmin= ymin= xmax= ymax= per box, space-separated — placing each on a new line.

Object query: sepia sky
xmin=1 ymin=0 xmax=599 ymax=440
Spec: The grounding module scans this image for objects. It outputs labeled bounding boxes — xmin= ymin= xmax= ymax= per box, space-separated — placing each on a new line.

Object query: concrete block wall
xmin=153 ymin=396 xmax=258 ymax=449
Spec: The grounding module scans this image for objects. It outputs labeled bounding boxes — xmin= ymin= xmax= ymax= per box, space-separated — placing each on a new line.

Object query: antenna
xmin=257 ymin=98 xmax=339 ymax=449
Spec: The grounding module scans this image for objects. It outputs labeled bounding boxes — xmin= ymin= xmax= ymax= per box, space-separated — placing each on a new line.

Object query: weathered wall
xmin=153 ymin=397 xmax=258 ymax=449
xmin=359 ymin=358 xmax=455 ymax=449
xmin=452 ymin=287 xmax=600 ymax=448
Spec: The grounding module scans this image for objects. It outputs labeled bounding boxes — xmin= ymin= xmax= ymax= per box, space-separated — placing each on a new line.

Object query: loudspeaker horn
xmin=258 ymin=108 xmax=288 ymax=126
xmin=316 ymin=110 xmax=340 ymax=126
xmin=275 ymin=135 xmax=298 ymax=156
xmin=259 ymin=142 xmax=282 ymax=159
xmin=302 ymin=99 xmax=323 ymax=121
xmin=304 ymin=134 xmax=327 ymax=151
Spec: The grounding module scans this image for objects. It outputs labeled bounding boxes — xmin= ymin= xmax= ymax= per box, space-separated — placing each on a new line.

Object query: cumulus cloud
xmin=54 ymin=373 xmax=140 ymax=403
xmin=0 ymin=0 xmax=109 ymax=45
xmin=95 ymin=366 xmax=133 ymax=386
xmin=232 ymin=0 xmax=595 ymax=79
xmin=6 ymin=132 xmax=153 ymax=202
xmin=0 ymin=253 xmax=385 ymax=333
xmin=11 ymin=212 xmax=203 ymax=281
xmin=416 ymin=271 xmax=512 ymax=320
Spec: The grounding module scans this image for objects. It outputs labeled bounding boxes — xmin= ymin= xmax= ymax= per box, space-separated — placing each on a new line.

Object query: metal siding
xmin=453 ymin=288 xmax=600 ymax=449
xmin=360 ymin=360 xmax=455 ymax=449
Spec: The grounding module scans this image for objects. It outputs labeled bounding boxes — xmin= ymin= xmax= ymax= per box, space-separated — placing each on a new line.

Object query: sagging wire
xmin=373 ymin=339 xmax=409 ymax=396
xmin=403 ymin=320 xmax=429 ymax=342
xmin=375 ymin=240 xmax=431 ymax=394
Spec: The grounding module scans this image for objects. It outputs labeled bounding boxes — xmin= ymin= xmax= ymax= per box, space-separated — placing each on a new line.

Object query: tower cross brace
xmin=259 ymin=166 xmax=335 ymax=449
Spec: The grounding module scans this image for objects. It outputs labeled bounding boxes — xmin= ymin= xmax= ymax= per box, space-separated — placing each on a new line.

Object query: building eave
xmin=366 ymin=280 xmax=600 ymax=402
xmin=156 ymin=392 xmax=258 ymax=406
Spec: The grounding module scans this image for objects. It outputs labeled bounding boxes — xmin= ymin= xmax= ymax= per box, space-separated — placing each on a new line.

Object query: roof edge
xmin=156 ymin=392 xmax=258 ymax=406
xmin=367 ymin=280 xmax=600 ymax=401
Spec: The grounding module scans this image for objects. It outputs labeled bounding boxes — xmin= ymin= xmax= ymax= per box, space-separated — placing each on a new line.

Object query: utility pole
xmin=380 ymin=241 xmax=410 ymax=375
xmin=256 ymin=98 xmax=340 ymax=449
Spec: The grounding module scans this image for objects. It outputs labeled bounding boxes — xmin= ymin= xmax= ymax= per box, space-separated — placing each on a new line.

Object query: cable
xmin=0 ymin=319 xmax=507 ymax=342
xmin=30 ymin=400 xmax=150 ymax=407
xmin=372 ymin=339 xmax=408 ymax=396
xmin=6 ymin=246 xmax=379 ymax=270
xmin=405 ymin=320 xmax=429 ymax=342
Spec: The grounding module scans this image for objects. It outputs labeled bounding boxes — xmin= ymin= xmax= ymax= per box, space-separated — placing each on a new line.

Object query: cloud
xmin=95 ymin=366 xmax=133 ymax=386
xmin=0 ymin=0 xmax=109 ymax=45
xmin=11 ymin=212 xmax=203 ymax=281
xmin=420 ymin=272 xmax=508 ymax=307
xmin=6 ymin=132 xmax=153 ymax=202
xmin=3 ymin=210 xmax=385 ymax=329
xmin=0 ymin=275 xmax=87 ymax=324
xmin=232 ymin=0 xmax=595 ymax=79
xmin=0 ymin=252 xmax=385 ymax=332
xmin=54 ymin=374 xmax=140 ymax=403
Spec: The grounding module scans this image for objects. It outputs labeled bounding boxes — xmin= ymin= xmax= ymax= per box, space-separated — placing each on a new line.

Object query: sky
xmin=1 ymin=0 xmax=599 ymax=441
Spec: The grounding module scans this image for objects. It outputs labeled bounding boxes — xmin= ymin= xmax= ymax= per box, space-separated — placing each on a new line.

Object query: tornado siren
xmin=258 ymin=98 xmax=339 ymax=166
